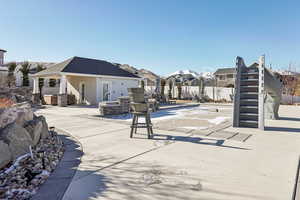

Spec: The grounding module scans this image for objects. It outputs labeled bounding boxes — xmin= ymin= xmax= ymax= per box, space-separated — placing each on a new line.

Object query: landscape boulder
xmin=0 ymin=103 xmax=33 ymax=129
xmin=37 ymin=115 xmax=49 ymax=139
xmin=0 ymin=123 xmax=33 ymax=159
xmin=24 ymin=119 xmax=43 ymax=146
xmin=0 ymin=140 xmax=12 ymax=169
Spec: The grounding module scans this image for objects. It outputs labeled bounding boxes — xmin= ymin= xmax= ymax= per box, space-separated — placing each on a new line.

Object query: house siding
xmin=96 ymin=77 xmax=139 ymax=102
xmin=67 ymin=76 xmax=97 ymax=105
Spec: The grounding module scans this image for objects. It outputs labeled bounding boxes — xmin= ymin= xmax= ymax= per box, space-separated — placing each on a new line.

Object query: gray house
xmin=214 ymin=68 xmax=236 ymax=87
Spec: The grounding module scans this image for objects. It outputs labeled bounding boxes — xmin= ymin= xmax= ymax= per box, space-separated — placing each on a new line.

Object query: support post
xmin=258 ymin=55 xmax=265 ymax=130
xmin=32 ymin=77 xmax=40 ymax=104
xmin=58 ymin=75 xmax=67 ymax=107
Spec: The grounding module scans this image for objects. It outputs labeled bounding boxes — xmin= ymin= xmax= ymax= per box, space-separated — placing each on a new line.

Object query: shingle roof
xmin=34 ymin=57 xmax=141 ymax=78
xmin=214 ymin=68 xmax=236 ymax=75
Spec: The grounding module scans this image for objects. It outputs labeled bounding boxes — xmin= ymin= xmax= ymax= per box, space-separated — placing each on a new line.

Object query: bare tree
xmin=36 ymin=64 xmax=46 ymax=103
xmin=7 ymin=62 xmax=16 ymax=87
xmin=19 ymin=62 xmax=30 ymax=86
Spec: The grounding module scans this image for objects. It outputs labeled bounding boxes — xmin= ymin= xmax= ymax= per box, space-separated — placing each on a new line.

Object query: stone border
xmin=31 ymin=128 xmax=83 ymax=200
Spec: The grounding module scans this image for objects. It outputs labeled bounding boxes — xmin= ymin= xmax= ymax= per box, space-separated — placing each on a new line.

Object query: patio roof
xmin=33 ymin=56 xmax=141 ymax=79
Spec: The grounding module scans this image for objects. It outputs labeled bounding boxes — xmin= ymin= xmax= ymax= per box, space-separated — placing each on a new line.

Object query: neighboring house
xmin=119 ymin=64 xmax=160 ymax=86
xmin=0 ymin=66 xmax=8 ymax=87
xmin=167 ymin=70 xmax=201 ymax=86
xmin=13 ymin=62 xmax=55 ymax=87
xmin=276 ymin=70 xmax=299 ymax=96
xmin=0 ymin=49 xmax=7 ymax=87
xmin=0 ymin=49 xmax=7 ymax=66
xmin=33 ymin=56 xmax=141 ymax=105
xmin=214 ymin=68 xmax=236 ymax=87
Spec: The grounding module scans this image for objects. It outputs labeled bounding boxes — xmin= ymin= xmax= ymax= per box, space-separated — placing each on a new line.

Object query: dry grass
xmin=0 ymin=98 xmax=14 ymax=108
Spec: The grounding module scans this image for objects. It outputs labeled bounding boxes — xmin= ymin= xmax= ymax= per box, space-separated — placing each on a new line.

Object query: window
xmin=49 ymin=79 xmax=56 ymax=87
xmin=218 ymin=75 xmax=226 ymax=80
xmin=227 ymin=74 xmax=234 ymax=79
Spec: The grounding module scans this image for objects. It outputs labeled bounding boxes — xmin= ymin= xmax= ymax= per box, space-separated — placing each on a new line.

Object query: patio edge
xmin=31 ymin=128 xmax=83 ymax=200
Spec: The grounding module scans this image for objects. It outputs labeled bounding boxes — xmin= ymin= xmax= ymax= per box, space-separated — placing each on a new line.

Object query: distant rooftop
xmin=214 ymin=68 xmax=235 ymax=75
xmin=0 ymin=49 xmax=7 ymax=52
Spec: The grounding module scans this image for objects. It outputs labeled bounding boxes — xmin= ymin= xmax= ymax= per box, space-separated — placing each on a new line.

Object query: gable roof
xmin=214 ymin=68 xmax=236 ymax=75
xmin=34 ymin=57 xmax=141 ymax=78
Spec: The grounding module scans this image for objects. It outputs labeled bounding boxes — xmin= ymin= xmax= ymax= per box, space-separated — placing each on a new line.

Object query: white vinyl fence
xmin=281 ymin=95 xmax=300 ymax=104
xmin=145 ymin=86 xmax=234 ymax=102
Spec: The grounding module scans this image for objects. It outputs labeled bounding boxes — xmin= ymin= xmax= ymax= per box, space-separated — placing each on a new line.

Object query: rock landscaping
xmin=0 ymin=132 xmax=64 ymax=199
xmin=0 ymin=93 xmax=65 ymax=199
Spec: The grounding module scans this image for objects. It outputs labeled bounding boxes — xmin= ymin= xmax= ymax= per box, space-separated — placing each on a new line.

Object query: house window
xmin=218 ymin=75 xmax=226 ymax=80
xmin=227 ymin=74 xmax=234 ymax=79
xmin=49 ymin=79 xmax=56 ymax=87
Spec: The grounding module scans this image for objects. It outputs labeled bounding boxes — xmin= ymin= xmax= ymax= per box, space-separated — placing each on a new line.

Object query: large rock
xmin=0 ymin=123 xmax=33 ymax=159
xmin=37 ymin=115 xmax=49 ymax=139
xmin=24 ymin=119 xmax=43 ymax=146
xmin=0 ymin=140 xmax=12 ymax=169
xmin=0 ymin=103 xmax=33 ymax=129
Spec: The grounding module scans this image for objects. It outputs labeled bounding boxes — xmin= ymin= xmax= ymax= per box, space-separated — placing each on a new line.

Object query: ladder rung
xmin=240 ymin=120 xmax=258 ymax=124
xmin=241 ymin=85 xmax=258 ymax=88
xmin=240 ymin=113 xmax=258 ymax=116
xmin=240 ymin=106 xmax=258 ymax=109
xmin=241 ymin=79 xmax=258 ymax=81
xmin=240 ymin=99 xmax=258 ymax=102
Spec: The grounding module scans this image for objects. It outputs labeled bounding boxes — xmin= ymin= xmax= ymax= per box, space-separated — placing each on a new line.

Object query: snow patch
xmin=180 ymin=126 xmax=208 ymax=130
xmin=208 ymin=117 xmax=229 ymax=125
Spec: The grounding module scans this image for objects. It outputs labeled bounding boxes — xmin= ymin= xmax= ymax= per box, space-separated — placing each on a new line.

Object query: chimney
xmin=0 ymin=49 xmax=7 ymax=65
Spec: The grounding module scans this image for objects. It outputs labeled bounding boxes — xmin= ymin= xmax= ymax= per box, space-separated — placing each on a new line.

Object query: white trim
xmin=61 ymin=72 xmax=141 ymax=80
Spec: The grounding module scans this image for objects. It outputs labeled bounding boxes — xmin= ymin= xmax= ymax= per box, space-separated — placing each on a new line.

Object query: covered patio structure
xmin=32 ymin=56 xmax=141 ymax=106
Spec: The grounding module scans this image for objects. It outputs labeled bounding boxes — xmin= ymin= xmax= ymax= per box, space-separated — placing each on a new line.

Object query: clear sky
xmin=1 ymin=0 xmax=299 ymax=75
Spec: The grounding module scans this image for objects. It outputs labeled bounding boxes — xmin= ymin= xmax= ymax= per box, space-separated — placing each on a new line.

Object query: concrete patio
xmin=35 ymin=104 xmax=300 ymax=200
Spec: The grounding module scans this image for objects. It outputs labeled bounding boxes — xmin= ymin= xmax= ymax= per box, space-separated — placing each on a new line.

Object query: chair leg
xmin=145 ymin=114 xmax=151 ymax=139
xmin=130 ymin=115 xmax=136 ymax=138
xmin=148 ymin=113 xmax=154 ymax=137
xmin=135 ymin=115 xmax=138 ymax=134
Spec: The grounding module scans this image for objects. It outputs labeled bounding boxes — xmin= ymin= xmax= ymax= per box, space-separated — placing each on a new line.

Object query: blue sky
xmin=1 ymin=0 xmax=299 ymax=75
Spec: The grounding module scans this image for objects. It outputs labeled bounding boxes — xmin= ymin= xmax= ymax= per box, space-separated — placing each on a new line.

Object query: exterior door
xmin=102 ymin=82 xmax=111 ymax=101
xmin=79 ymin=82 xmax=85 ymax=103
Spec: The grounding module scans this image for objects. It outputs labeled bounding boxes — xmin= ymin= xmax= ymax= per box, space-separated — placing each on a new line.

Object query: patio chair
xmin=128 ymin=88 xmax=153 ymax=139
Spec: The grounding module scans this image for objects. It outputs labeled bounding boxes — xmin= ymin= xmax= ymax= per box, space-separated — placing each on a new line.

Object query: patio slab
xmin=34 ymin=104 xmax=300 ymax=200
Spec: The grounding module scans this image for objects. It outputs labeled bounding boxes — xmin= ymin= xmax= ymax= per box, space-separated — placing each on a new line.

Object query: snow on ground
xmin=107 ymin=106 xmax=230 ymax=125
xmin=208 ymin=116 xmax=229 ymax=125
xmin=180 ymin=126 xmax=208 ymax=130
